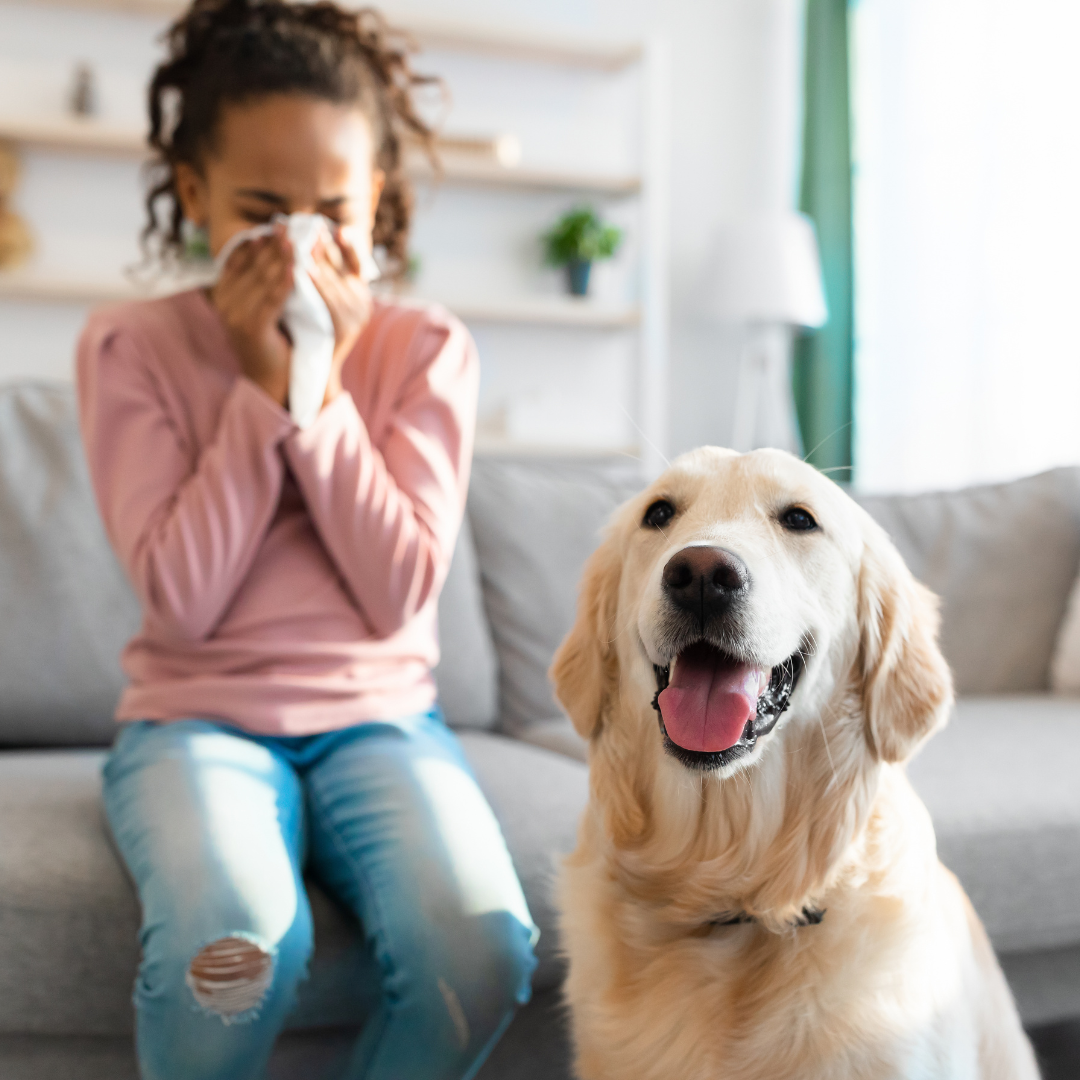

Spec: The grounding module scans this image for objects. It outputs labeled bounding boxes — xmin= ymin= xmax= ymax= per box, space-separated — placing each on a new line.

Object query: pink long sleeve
xmin=74 ymin=290 xmax=477 ymax=736
xmin=78 ymin=321 xmax=295 ymax=642
xmin=284 ymin=317 xmax=477 ymax=637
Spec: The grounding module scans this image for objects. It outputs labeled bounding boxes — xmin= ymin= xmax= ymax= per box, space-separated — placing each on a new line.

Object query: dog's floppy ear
xmin=550 ymin=539 xmax=622 ymax=739
xmin=857 ymin=520 xmax=954 ymax=763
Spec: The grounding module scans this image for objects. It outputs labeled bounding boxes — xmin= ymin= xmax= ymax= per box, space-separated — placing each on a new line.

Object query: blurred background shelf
xmin=474 ymin=438 xmax=639 ymax=457
xmin=443 ymin=297 xmax=639 ymax=328
xmin=0 ymin=116 xmax=641 ymax=194
xmin=0 ymin=271 xmax=641 ymax=328
xmin=0 ymin=114 xmax=143 ymax=155
xmin=24 ymin=0 xmax=642 ymax=70
xmin=0 ymin=271 xmax=146 ymax=303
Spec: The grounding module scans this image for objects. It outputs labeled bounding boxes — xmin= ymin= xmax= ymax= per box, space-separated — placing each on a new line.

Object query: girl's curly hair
xmin=143 ymin=0 xmax=438 ymax=277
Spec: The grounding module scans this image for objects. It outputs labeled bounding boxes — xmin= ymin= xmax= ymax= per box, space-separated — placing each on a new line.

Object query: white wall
xmin=0 ymin=0 xmax=805 ymax=457
xmin=388 ymin=0 xmax=806 ymax=457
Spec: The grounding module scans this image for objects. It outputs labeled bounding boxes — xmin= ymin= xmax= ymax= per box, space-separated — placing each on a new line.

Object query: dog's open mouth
xmin=652 ymin=643 xmax=805 ymax=771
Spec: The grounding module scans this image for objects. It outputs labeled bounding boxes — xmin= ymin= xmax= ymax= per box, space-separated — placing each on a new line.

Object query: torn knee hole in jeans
xmin=185 ymin=936 xmax=274 ymax=1018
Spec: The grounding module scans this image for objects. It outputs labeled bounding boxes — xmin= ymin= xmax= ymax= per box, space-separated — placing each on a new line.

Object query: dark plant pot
xmin=566 ymin=259 xmax=592 ymax=297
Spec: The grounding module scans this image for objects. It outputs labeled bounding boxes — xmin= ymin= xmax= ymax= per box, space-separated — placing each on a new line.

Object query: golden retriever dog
xmin=551 ymin=447 xmax=1038 ymax=1080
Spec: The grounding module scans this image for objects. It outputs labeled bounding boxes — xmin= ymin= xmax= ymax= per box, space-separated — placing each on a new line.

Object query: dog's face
xmin=552 ymin=447 xmax=953 ymax=787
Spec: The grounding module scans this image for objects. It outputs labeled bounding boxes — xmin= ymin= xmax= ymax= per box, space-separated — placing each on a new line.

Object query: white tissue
xmin=213 ymin=213 xmax=380 ymax=429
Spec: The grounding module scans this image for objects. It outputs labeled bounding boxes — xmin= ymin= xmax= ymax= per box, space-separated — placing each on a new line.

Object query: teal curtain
xmin=793 ymin=0 xmax=854 ymax=474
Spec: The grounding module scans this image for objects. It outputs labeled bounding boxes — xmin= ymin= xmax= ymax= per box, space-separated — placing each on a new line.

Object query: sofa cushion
xmin=856 ymin=468 xmax=1080 ymax=693
xmin=0 ymin=733 xmax=586 ymax=1036
xmin=907 ymin=694 xmax=1080 ymax=953
xmin=0 ymin=384 xmax=140 ymax=747
xmin=434 ymin=513 xmax=500 ymax=730
xmin=467 ymin=454 xmax=644 ymax=732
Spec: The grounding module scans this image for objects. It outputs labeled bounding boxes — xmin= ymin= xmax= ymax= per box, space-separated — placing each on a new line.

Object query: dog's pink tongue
xmin=658 ymin=644 xmax=767 ymax=753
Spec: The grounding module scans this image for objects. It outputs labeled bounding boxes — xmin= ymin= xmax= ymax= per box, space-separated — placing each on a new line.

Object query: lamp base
xmin=730 ymin=323 xmax=802 ymax=455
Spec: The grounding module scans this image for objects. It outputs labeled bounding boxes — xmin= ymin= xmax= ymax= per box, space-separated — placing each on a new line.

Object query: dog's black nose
xmin=662 ymin=546 xmax=749 ymax=616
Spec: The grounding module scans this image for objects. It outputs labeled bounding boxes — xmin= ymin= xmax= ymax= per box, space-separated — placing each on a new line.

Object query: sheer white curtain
xmin=851 ymin=0 xmax=1080 ymax=493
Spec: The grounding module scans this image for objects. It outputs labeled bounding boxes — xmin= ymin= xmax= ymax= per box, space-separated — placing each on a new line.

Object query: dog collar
xmin=709 ymin=906 xmax=826 ymax=929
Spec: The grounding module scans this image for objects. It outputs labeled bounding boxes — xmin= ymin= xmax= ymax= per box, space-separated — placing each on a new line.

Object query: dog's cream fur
xmin=551 ymin=448 xmax=1038 ymax=1080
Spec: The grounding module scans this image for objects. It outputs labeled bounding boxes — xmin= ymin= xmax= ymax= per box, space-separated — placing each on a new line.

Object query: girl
xmin=76 ymin=2 xmax=537 ymax=1078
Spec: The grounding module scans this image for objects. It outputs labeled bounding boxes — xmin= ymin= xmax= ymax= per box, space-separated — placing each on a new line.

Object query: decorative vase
xmin=566 ymin=258 xmax=592 ymax=297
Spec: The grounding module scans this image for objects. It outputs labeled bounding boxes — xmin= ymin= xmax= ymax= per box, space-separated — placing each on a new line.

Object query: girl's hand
xmin=308 ymin=227 xmax=374 ymax=407
xmin=210 ymin=225 xmax=294 ymax=407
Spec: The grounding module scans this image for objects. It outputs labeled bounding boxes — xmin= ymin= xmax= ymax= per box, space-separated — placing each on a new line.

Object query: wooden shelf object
xmin=0 ymin=114 xmax=145 ymax=156
xmin=0 ymin=117 xmax=640 ymax=195
xmin=0 ymin=270 xmax=640 ymax=328
xmin=0 ymin=270 xmax=194 ymax=304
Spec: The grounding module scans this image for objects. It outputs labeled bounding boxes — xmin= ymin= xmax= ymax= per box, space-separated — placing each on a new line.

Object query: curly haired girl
xmin=75 ymin=2 xmax=536 ymax=1076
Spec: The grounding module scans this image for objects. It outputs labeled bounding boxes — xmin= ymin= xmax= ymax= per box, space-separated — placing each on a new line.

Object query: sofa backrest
xmin=3 ymin=376 xmax=1077 ymax=746
xmin=465 ymin=459 xmax=1080 ymax=714
xmin=466 ymin=454 xmax=645 ymax=733
xmin=0 ymin=381 xmax=500 ymax=746
xmin=856 ymin=467 xmax=1080 ymax=694
xmin=0 ymin=383 xmax=140 ymax=746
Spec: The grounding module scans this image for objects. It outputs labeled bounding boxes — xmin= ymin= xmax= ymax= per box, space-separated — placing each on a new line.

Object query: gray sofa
xmin=0 ymin=380 xmax=1078 ymax=1079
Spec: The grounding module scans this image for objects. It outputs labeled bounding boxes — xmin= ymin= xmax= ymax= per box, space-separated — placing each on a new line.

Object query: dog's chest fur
xmin=560 ymin=776 xmax=983 ymax=1080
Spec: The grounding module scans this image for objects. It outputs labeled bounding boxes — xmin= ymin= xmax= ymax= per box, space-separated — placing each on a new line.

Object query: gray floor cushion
xmin=0 ymin=734 xmax=587 ymax=1037
xmin=908 ymin=695 xmax=1080 ymax=953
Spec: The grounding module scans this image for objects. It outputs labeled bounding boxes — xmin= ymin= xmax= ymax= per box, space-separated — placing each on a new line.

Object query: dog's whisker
xmin=815 ymin=703 xmax=840 ymax=789
xmin=802 ymin=421 xmax=853 ymax=466
xmin=620 ymin=404 xmax=671 ymax=469
xmin=736 ymin=762 xmax=754 ymax=802
xmin=604 ymin=605 xmax=644 ymax=647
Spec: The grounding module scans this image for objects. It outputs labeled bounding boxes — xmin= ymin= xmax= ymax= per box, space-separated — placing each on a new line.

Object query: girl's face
xmin=175 ymin=94 xmax=386 ymax=257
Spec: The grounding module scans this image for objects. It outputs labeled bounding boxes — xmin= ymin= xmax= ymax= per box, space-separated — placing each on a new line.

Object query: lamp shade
xmin=706 ymin=212 xmax=828 ymax=328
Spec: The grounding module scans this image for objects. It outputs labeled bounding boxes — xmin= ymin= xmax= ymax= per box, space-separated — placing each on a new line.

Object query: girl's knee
xmin=141 ymin=917 xmax=313 ymax=1024
xmin=395 ymin=912 xmax=537 ymax=1055
xmin=185 ymin=936 xmax=276 ymax=1020
xmin=472 ymin=910 xmax=537 ymax=1011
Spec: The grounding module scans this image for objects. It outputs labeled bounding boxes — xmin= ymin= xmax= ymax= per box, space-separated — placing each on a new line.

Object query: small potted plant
xmin=542 ymin=207 xmax=623 ymax=297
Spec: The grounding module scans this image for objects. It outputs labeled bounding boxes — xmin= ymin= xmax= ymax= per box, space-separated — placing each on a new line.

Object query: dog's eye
xmin=780 ymin=507 xmax=818 ymax=531
xmin=643 ymin=499 xmax=676 ymax=529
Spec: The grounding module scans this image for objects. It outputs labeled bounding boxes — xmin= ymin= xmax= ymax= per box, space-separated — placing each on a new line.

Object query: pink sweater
xmin=77 ymin=289 xmax=478 ymax=735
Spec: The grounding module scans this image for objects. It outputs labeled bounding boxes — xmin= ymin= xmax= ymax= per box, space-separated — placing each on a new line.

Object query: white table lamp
xmin=707 ymin=212 xmax=827 ymax=453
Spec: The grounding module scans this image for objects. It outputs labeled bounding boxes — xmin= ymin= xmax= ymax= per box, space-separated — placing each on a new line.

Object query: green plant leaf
xmin=542 ymin=206 xmax=624 ymax=266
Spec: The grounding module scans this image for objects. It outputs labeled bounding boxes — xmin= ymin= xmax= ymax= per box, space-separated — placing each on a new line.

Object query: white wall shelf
xmin=0 ymin=114 xmax=144 ymax=155
xmin=475 ymin=439 xmax=639 ymax=458
xmin=15 ymin=0 xmax=641 ymax=70
xmin=416 ymin=158 xmax=640 ymax=196
xmin=0 ymin=116 xmax=641 ymax=195
xmin=0 ymin=270 xmax=640 ymax=328
xmin=440 ymin=297 xmax=639 ymax=328
xmin=0 ymin=272 xmax=141 ymax=304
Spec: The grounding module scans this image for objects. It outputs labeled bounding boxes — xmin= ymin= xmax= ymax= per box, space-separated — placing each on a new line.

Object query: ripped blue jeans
xmin=102 ymin=711 xmax=538 ymax=1080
